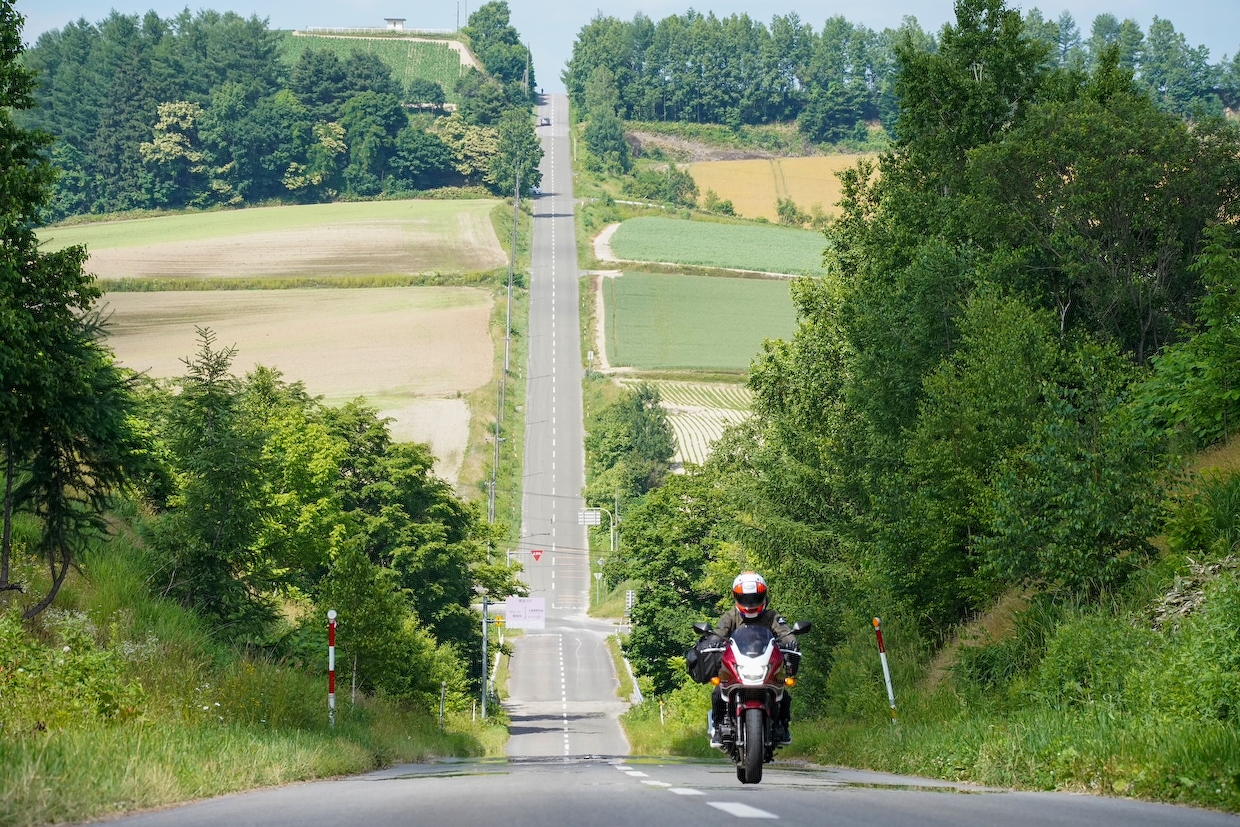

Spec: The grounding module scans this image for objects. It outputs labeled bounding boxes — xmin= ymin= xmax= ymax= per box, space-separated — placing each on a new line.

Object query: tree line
xmin=20 ymin=1 xmax=540 ymax=222
xmin=566 ymin=7 xmax=1239 ymax=144
xmin=596 ymin=0 xmax=1240 ymax=703
xmin=2 ymin=0 xmax=524 ymax=705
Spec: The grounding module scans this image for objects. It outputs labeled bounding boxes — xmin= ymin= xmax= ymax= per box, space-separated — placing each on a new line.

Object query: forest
xmin=18 ymin=1 xmax=540 ymax=221
xmin=565 ymin=7 xmax=1239 ymax=142
xmin=586 ymin=0 xmax=1240 ymax=806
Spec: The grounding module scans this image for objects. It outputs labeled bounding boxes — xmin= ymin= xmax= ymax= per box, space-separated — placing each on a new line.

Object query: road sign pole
xmin=872 ymin=617 xmax=898 ymax=722
xmin=327 ymin=609 xmax=337 ymax=727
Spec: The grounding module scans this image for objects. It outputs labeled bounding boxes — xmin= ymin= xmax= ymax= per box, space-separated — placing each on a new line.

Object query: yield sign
xmin=531 ymin=549 xmax=543 ymax=562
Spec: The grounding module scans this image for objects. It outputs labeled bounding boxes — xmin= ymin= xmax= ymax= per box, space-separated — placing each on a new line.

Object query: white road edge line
xmin=706 ymin=802 xmax=779 ymax=819
xmin=623 ymin=770 xmax=649 ymax=777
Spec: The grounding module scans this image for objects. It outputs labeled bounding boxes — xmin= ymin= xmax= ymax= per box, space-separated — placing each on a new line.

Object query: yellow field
xmin=688 ymin=155 xmax=875 ymax=222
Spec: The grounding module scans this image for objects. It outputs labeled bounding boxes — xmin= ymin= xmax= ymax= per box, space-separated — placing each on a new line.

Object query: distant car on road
xmin=539 ymin=116 xmax=551 ymax=126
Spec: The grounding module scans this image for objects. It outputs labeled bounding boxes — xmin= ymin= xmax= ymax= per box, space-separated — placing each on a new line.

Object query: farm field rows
xmin=102 ymin=287 xmax=494 ymax=484
xmin=603 ymin=271 xmax=796 ymax=372
xmin=688 ymin=154 xmax=874 ymax=222
xmin=621 ymin=380 xmax=753 ymax=465
xmin=609 ymin=217 xmax=828 ymax=276
xmin=40 ymin=200 xmax=505 ymax=280
xmin=276 ymin=32 xmax=469 ymax=100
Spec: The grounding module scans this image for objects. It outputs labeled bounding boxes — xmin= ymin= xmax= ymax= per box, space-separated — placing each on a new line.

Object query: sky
xmin=16 ymin=0 xmax=1240 ymax=92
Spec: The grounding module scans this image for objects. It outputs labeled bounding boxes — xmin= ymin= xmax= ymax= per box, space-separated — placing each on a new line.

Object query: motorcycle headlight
xmin=738 ymin=663 xmax=767 ymax=682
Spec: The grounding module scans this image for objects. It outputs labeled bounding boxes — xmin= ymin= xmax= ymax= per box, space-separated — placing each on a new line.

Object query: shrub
xmin=1031 ymin=612 xmax=1159 ymax=709
xmin=0 ymin=611 xmax=146 ymax=734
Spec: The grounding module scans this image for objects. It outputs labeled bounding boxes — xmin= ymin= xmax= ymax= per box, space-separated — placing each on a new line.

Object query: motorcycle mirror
xmin=791 ymin=621 xmax=812 ymax=635
xmin=692 ymin=621 xmax=712 ymax=636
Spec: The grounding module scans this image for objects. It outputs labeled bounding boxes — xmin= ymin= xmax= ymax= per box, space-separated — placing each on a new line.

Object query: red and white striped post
xmin=872 ymin=617 xmax=898 ymax=722
xmin=327 ymin=609 xmax=338 ymax=727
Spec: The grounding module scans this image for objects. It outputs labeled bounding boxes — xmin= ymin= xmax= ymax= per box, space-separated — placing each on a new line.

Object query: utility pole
xmin=481 ymin=594 xmax=489 ymax=718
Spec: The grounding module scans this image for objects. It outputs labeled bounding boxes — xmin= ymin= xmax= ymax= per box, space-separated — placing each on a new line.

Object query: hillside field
xmin=603 ymin=272 xmax=795 ymax=372
xmin=276 ymin=32 xmax=470 ymax=101
xmin=609 ymin=217 xmax=828 ymax=276
xmin=40 ymin=200 xmax=506 ymax=281
xmin=102 ymin=287 xmax=493 ymax=484
xmin=622 ymin=380 xmax=753 ymax=466
xmin=688 ymin=154 xmax=875 ymax=222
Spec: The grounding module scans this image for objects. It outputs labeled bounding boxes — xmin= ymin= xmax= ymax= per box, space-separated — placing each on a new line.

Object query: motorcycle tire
xmin=742 ymin=708 xmax=764 ymax=784
xmin=736 ymin=765 xmax=747 ymax=783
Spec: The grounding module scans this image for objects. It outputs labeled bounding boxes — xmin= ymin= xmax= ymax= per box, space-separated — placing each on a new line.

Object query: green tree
xmin=407 ymin=78 xmax=446 ymax=109
xmin=583 ymin=109 xmax=630 ymax=173
xmin=390 ymin=126 xmax=456 ymax=190
xmin=0 ymin=0 xmax=142 ymax=616
xmin=488 ymin=106 xmax=542 ymax=196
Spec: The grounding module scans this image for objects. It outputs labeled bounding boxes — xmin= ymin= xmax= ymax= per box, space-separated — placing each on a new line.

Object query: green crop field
xmin=603 ymin=272 xmax=796 ymax=371
xmin=276 ymin=32 xmax=468 ymax=101
xmin=609 ymin=217 xmax=828 ymax=276
xmin=38 ymin=200 xmax=506 ymax=280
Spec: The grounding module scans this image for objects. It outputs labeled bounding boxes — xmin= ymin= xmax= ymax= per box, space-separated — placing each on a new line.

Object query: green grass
xmin=0 ymin=533 xmax=502 ymax=826
xmin=276 ymin=32 xmax=467 ymax=102
xmin=39 ymin=199 xmax=500 ymax=251
xmin=625 ymin=380 xmax=752 ymax=411
xmin=610 ymin=216 xmax=828 ymax=275
xmin=603 ymin=272 xmax=796 ymax=372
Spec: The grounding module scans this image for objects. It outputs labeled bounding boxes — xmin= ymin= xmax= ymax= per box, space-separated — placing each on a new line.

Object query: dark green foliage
xmin=610 ymin=1 xmax=1240 ymax=711
xmin=565 ymin=7 xmax=1233 ymax=140
xmin=390 ymin=126 xmax=456 ymax=190
xmin=1135 ymin=227 xmax=1240 ymax=449
xmin=23 ymin=8 xmax=529 ymax=218
xmin=583 ymin=109 xmax=630 ymax=174
xmin=488 ymin=106 xmax=542 ymax=197
xmin=585 ymin=383 xmax=675 ymax=508
xmin=463 ymin=2 xmax=533 ymax=94
xmin=622 ymin=165 xmax=698 ymax=207
xmin=1166 ymin=473 xmax=1240 ymax=560
xmin=1 ymin=1 xmax=143 ymax=617
xmin=407 ymin=78 xmax=446 ymax=108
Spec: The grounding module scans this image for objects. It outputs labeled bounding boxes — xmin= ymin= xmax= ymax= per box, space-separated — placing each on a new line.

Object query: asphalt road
xmin=504 ymin=92 xmax=629 ymax=759
xmin=99 ymin=93 xmax=1240 ymax=826
xmin=110 ymin=757 xmax=1239 ymax=826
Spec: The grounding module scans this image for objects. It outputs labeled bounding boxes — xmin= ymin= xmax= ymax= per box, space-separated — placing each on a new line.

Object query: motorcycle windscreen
xmin=730 ymin=624 xmax=775 ymax=657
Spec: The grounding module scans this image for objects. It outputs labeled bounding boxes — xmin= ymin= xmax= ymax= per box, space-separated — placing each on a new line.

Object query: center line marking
xmin=668 ymin=788 xmax=705 ymax=796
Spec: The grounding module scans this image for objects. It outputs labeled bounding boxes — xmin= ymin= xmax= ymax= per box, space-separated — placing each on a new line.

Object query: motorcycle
xmin=693 ymin=619 xmax=811 ymax=784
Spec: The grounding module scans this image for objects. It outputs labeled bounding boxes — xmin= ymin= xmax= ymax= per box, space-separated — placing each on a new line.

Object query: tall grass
xmin=0 ymin=531 xmax=502 ymax=826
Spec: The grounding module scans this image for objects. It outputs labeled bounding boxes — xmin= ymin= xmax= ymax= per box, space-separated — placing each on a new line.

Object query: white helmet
xmin=732 ymin=571 xmax=768 ymax=619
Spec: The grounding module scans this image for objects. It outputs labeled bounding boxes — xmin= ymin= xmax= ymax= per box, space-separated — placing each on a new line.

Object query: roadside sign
xmin=504 ymin=597 xmax=546 ymax=629
xmin=578 ymin=509 xmax=602 ymax=526
xmin=531 ymin=549 xmax=543 ymax=561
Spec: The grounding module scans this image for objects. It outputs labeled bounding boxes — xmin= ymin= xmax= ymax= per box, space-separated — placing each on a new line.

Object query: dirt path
xmin=587 ymin=269 xmax=630 ymax=375
xmin=591 ymin=222 xmax=797 ymax=280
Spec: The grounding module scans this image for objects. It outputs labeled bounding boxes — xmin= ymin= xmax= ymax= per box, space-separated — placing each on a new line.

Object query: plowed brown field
xmin=103 ymin=287 xmax=493 ymax=484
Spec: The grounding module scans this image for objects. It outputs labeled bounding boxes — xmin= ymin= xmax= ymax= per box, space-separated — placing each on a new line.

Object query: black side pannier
xmin=685 ymin=633 xmax=727 ymax=684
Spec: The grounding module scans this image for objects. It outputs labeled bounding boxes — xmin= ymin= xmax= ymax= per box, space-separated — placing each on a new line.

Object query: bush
xmin=1134 ymin=572 xmax=1240 ymax=723
xmin=0 ymin=611 xmax=146 ymax=734
xmin=1031 ymin=612 xmax=1159 ymax=709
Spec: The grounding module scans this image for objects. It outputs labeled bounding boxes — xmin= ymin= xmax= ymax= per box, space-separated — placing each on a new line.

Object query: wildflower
xmin=62 ymin=646 xmax=71 ymax=653
xmin=202 ymin=705 xmax=209 ymax=711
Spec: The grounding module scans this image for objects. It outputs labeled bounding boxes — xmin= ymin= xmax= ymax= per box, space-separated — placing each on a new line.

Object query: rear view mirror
xmin=791 ymin=621 xmax=812 ymax=636
xmin=692 ymin=621 xmax=712 ymax=636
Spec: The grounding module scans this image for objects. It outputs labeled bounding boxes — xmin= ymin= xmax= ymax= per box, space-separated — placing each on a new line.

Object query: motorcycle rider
xmin=710 ymin=571 xmax=798 ymax=746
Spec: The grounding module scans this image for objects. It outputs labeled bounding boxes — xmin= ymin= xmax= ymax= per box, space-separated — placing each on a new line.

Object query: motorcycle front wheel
xmin=741 ymin=708 xmax=764 ymax=784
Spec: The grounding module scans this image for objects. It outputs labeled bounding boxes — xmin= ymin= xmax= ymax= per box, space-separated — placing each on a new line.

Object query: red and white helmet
xmin=732 ymin=571 xmax=768 ymax=619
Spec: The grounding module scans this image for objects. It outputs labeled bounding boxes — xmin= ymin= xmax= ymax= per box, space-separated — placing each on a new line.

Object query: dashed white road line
xmin=706 ymin=802 xmax=779 ymax=819
xmin=668 ymin=788 xmax=705 ymax=796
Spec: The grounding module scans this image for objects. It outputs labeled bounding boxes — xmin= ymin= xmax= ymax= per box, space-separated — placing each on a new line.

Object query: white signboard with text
xmin=504 ymin=596 xmax=546 ymax=630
